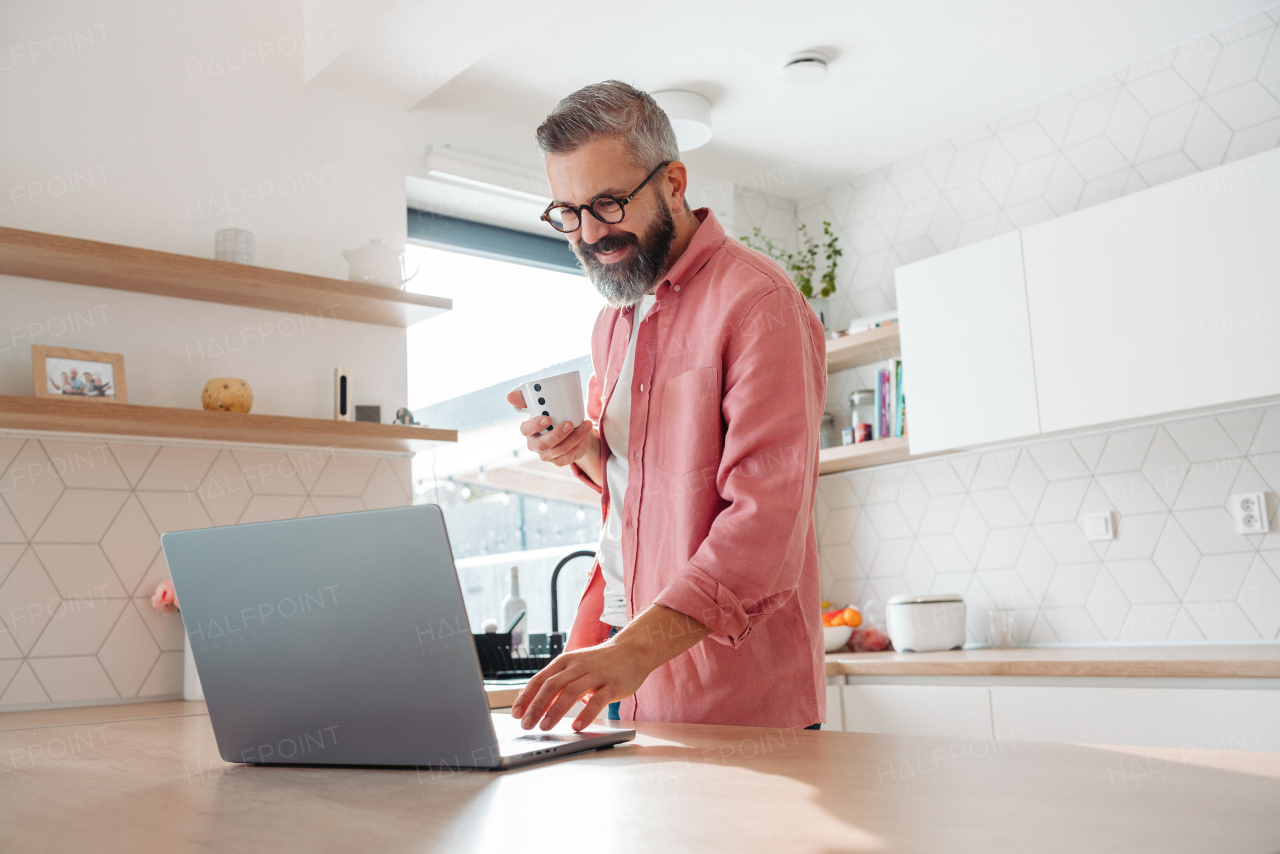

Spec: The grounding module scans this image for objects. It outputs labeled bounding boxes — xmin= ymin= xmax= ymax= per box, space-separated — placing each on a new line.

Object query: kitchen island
xmin=2 ymin=700 xmax=1278 ymax=853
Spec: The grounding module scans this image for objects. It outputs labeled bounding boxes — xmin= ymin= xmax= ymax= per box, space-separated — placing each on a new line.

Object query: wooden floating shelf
xmin=0 ymin=226 xmax=451 ymax=328
xmin=0 ymin=395 xmax=456 ymax=453
xmin=818 ymin=436 xmax=946 ymax=475
xmin=825 ymin=324 xmax=900 ymax=373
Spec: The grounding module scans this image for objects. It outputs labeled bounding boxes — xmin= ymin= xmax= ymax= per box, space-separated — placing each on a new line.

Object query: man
xmin=507 ymin=81 xmax=826 ymax=733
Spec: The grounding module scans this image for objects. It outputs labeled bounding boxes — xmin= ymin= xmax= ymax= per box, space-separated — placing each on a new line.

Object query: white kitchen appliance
xmin=885 ymin=593 xmax=966 ymax=652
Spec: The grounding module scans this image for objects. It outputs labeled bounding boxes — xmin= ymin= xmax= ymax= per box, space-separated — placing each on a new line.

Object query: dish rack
xmin=473 ymin=631 xmax=564 ymax=679
xmin=471 ymin=549 xmax=594 ymax=680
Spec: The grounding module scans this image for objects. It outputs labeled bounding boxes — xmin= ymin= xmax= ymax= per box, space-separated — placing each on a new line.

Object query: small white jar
xmin=885 ymin=593 xmax=966 ymax=652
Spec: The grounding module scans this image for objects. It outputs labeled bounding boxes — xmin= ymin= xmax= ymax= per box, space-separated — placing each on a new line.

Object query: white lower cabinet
xmin=841 ymin=684 xmax=993 ymax=740
xmin=824 ymin=680 xmax=845 ymax=731
xmin=990 ymin=686 xmax=1280 ymax=752
xmin=836 ymin=680 xmax=1279 ymax=751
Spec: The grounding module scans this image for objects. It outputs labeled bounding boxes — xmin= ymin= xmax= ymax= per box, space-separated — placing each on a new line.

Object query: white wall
xmin=0 ymin=278 xmax=408 ymax=417
xmin=0 ymin=0 xmax=433 ymax=416
xmin=0 ymin=0 xmax=749 ymax=416
xmin=0 ymin=1 xmax=412 ymax=277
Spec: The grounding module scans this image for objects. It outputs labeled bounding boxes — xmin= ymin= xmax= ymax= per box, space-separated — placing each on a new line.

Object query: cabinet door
xmin=824 ymin=680 xmax=846 ymax=731
xmin=991 ymin=686 xmax=1280 ymax=752
xmin=1022 ymin=147 xmax=1280 ymax=433
xmin=895 ymin=231 xmax=1041 ymax=453
xmin=842 ymin=684 xmax=993 ymax=740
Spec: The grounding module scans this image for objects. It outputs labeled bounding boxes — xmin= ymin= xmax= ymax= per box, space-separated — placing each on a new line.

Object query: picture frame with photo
xmin=32 ymin=345 xmax=127 ymax=404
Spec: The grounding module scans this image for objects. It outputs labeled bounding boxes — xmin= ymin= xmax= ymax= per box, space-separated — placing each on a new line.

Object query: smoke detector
xmin=781 ymin=51 xmax=829 ymax=87
xmin=651 ymin=89 xmax=713 ymax=152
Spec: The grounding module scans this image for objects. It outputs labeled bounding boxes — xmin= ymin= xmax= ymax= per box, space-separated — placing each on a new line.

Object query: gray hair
xmin=536 ymin=80 xmax=679 ymax=169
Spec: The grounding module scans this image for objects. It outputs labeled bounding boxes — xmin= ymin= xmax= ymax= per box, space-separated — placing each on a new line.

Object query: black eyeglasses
xmin=541 ymin=160 xmax=672 ymax=233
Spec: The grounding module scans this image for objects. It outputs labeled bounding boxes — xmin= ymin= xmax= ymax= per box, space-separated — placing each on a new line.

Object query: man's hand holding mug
xmin=506 ymin=370 xmax=598 ymax=474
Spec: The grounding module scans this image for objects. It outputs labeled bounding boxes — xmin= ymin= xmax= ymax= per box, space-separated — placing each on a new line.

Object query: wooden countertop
xmin=482 ymin=682 xmax=524 ymax=708
xmin=2 ymin=700 xmax=1278 ymax=853
xmin=825 ymin=644 xmax=1280 ymax=678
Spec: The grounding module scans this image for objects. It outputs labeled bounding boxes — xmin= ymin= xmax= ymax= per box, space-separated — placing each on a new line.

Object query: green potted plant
xmin=741 ymin=221 xmax=842 ymax=332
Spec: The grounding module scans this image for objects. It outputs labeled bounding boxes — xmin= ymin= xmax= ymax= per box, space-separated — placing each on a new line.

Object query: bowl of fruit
xmin=821 ymin=603 xmax=862 ymax=652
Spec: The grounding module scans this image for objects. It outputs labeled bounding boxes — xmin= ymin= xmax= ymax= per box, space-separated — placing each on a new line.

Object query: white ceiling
xmin=311 ymin=0 xmax=1278 ymax=199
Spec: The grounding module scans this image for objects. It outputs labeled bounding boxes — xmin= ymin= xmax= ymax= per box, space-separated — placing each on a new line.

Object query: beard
xmin=573 ymin=203 xmax=676 ymax=309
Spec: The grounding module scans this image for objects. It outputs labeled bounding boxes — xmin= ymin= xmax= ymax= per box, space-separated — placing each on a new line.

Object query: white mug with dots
xmin=514 ymin=371 xmax=585 ymax=436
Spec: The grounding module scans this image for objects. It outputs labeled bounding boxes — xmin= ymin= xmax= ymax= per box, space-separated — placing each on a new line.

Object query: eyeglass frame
xmin=540 ymin=160 xmax=673 ymax=233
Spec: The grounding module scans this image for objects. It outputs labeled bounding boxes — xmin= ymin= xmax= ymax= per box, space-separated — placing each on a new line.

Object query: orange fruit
xmin=841 ymin=607 xmax=863 ymax=628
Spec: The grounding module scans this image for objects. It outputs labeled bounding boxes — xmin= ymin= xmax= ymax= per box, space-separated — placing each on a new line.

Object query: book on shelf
xmin=873 ymin=371 xmax=883 ymax=440
xmin=871 ymin=359 xmax=906 ymax=441
xmin=894 ymin=359 xmax=905 ymax=438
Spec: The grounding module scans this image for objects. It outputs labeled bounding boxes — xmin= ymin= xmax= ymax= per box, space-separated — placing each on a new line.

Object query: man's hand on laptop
xmin=511 ymin=604 xmax=712 ymax=731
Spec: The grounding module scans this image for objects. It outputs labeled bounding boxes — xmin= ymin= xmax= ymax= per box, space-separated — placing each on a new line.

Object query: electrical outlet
xmin=1230 ymin=492 xmax=1270 ymax=535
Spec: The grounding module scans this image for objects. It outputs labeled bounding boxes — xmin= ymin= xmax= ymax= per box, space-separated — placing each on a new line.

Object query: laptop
xmin=161 ymin=503 xmax=634 ymax=769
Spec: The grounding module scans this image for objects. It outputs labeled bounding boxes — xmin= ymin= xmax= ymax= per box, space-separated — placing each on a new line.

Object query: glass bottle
xmin=819 ymin=412 xmax=839 ymax=449
xmin=500 ymin=566 xmax=528 ymax=656
xmin=849 ymin=389 xmax=875 ymax=443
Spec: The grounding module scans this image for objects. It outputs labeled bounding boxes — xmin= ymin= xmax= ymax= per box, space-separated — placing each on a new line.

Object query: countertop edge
xmin=825 ymin=646 xmax=1280 ymax=679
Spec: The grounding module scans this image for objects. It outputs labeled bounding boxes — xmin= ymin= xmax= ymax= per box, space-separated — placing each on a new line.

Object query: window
xmin=403 ymin=233 xmax=603 ymax=606
xmin=404 ymin=243 xmax=600 ymax=412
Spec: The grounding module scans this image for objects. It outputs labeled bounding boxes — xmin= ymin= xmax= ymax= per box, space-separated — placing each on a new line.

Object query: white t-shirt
xmin=597 ymin=294 xmax=656 ymax=627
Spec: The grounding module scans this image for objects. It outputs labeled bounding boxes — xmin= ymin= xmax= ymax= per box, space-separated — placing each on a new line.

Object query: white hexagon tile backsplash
xmin=816 ymin=405 xmax=1280 ymax=646
xmin=0 ymin=436 xmax=411 ymax=710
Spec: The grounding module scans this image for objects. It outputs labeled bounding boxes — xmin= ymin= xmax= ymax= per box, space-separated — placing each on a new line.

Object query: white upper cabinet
xmin=896 ymin=231 xmax=1041 ymax=454
xmin=1022 ymin=147 xmax=1280 ymax=433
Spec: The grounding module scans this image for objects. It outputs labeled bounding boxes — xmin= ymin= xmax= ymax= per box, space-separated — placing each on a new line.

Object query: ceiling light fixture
xmin=651 ymin=89 xmax=713 ymax=152
xmin=781 ymin=51 xmax=829 ymax=87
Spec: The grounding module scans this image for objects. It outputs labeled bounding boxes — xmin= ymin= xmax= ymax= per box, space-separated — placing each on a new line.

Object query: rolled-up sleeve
xmin=652 ymin=286 xmax=825 ymax=647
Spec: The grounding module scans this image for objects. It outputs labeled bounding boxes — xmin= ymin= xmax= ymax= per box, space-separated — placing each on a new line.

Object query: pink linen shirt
xmin=565 ymin=207 xmax=827 ymax=729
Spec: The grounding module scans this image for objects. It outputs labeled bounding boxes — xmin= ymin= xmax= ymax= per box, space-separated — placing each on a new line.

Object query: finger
xmin=572 ymin=694 xmax=613 ymax=731
xmin=521 ymin=668 xmax=579 ymax=727
xmin=519 ymin=668 xmax=580 ymax=729
xmin=519 ymin=415 xmax=552 ymax=438
xmin=529 ymin=419 xmax=569 ymax=447
xmin=511 ymin=662 xmax=557 ymax=717
xmin=507 ymin=389 xmax=526 ymax=408
xmin=537 ymin=676 xmax=595 ymax=730
xmin=529 ymin=422 xmax=577 ymax=454
xmin=534 ymin=418 xmax=592 ymax=455
xmin=542 ymin=426 xmax=592 ymax=465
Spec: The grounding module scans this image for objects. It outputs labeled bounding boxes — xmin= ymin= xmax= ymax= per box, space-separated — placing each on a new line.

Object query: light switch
xmin=1082 ymin=511 xmax=1114 ymax=541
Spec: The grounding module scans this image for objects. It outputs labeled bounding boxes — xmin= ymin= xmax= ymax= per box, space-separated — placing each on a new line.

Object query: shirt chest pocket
xmin=654 ymin=367 xmax=723 ymax=476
